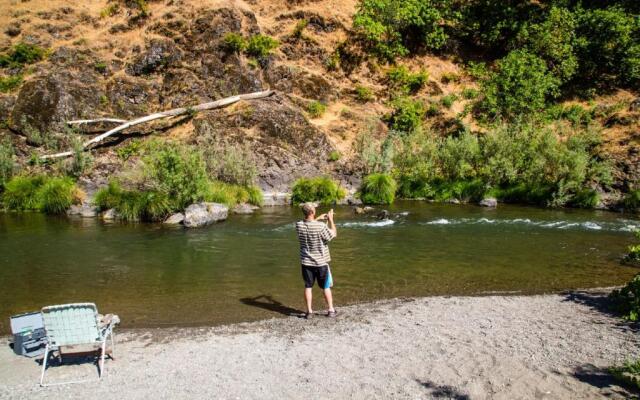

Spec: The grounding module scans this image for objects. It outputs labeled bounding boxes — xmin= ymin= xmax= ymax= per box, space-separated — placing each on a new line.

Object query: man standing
xmin=295 ymin=203 xmax=337 ymax=319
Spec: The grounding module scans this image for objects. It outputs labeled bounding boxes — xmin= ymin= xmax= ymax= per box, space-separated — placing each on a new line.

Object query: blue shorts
xmin=301 ymin=265 xmax=332 ymax=289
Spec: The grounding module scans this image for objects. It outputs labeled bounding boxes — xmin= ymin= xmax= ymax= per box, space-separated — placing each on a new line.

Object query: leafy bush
xmin=355 ymin=85 xmax=374 ymax=102
xmin=387 ymin=65 xmax=428 ymax=95
xmin=328 ymin=150 xmax=341 ymax=162
xmin=353 ymin=0 xmax=448 ymax=61
xmin=570 ymin=188 xmax=600 ymax=208
xmin=624 ymin=190 xmax=640 ymax=212
xmin=246 ymin=185 xmax=263 ymax=206
xmin=38 ymin=177 xmax=76 ymax=215
xmin=0 ymin=74 xmax=23 ymax=93
xmin=432 ymin=179 xmax=486 ymax=202
xmin=441 ymin=94 xmax=458 ymax=109
xmin=0 ymin=43 xmax=47 ymax=68
xmin=292 ymin=19 xmax=308 ymax=39
xmin=0 ymin=139 xmax=15 ymax=189
xmin=291 ymin=176 xmax=346 ymax=205
xmin=116 ymin=139 xmax=143 ymax=161
xmin=359 ymin=173 xmax=396 ymax=204
xmin=246 ymin=34 xmax=279 ymax=58
xmin=439 ymin=131 xmax=480 ymax=180
xmin=440 ymin=72 xmax=461 ymax=84
xmin=307 ymin=101 xmax=327 ymax=118
xmin=462 ymin=88 xmax=479 ymax=100
xmin=609 ymin=273 xmax=640 ymax=321
xmin=385 ymin=97 xmax=424 ymax=132
xmin=478 ymin=50 xmax=559 ymax=119
xmin=67 ymin=136 xmax=92 ymax=178
xmin=221 ymin=33 xmax=247 ymax=54
xmin=93 ymin=181 xmax=123 ymax=211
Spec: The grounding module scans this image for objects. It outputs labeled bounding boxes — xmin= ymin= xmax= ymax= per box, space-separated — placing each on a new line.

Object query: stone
xmin=126 ymin=38 xmax=182 ymax=76
xmin=630 ymin=97 xmax=640 ymax=112
xmin=262 ymin=192 xmax=292 ymax=206
xmin=479 ymin=198 xmax=498 ymax=208
xmin=102 ymin=208 xmax=118 ymax=220
xmin=67 ymin=204 xmax=98 ymax=217
xmin=163 ymin=213 xmax=185 ymax=225
xmin=447 ymin=198 xmax=461 ymax=204
xmin=183 ymin=202 xmax=228 ymax=228
xmin=233 ymin=203 xmax=259 ymax=215
xmin=354 ymin=207 xmax=365 ymax=215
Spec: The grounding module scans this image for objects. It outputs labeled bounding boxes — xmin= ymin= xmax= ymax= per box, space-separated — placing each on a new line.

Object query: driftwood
xmin=42 ymin=90 xmax=275 ymax=160
xmin=67 ymin=118 xmax=127 ymax=125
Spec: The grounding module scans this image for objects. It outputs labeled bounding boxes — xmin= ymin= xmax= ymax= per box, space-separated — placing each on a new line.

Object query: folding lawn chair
xmin=39 ymin=303 xmax=118 ymax=386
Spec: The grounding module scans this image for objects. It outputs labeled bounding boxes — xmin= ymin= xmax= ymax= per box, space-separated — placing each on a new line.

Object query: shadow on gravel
xmin=573 ymin=364 xmax=638 ymax=399
xmin=240 ymin=295 xmax=303 ymax=317
xmin=416 ymin=380 xmax=470 ymax=400
xmin=562 ymin=290 xmax=638 ymax=333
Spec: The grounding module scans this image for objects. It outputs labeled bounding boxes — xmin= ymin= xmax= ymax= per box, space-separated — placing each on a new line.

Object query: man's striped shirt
xmin=295 ymin=220 xmax=335 ymax=267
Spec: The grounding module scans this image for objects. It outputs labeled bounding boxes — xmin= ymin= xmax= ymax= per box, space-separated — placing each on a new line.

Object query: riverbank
xmin=1 ymin=292 xmax=638 ymax=399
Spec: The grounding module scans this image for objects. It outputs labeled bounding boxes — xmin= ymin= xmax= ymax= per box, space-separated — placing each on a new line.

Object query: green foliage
xmin=570 ymin=188 xmax=600 ymax=208
xmin=478 ymin=50 xmax=559 ymax=119
xmin=307 ymin=101 xmax=327 ymax=118
xmin=94 ymin=61 xmax=108 ymax=73
xmin=246 ymin=34 xmax=279 ymax=58
xmin=439 ymin=131 xmax=480 ymax=180
xmin=431 ymin=179 xmax=486 ymax=202
xmin=440 ymin=94 xmax=458 ymax=109
xmin=353 ymin=0 xmax=448 ymax=61
xmin=67 ymin=136 xmax=92 ymax=178
xmin=38 ymin=177 xmax=76 ymax=215
xmin=0 ymin=43 xmax=47 ymax=68
xmin=93 ymin=181 xmax=123 ymax=211
xmin=292 ymin=19 xmax=309 ymax=39
xmin=624 ymin=189 xmax=640 ymax=212
xmin=246 ymin=185 xmax=263 ymax=206
xmin=440 ymin=72 xmax=461 ymax=84
xmin=221 ymin=33 xmax=247 ymax=54
xmin=94 ymin=181 xmax=171 ymax=221
xmin=100 ymin=3 xmax=119 ymax=18
xmin=609 ymin=359 xmax=640 ymax=391
xmin=354 ymin=124 xmax=396 ymax=174
xmin=2 ymin=175 xmax=78 ymax=215
xmin=359 ymin=173 xmax=396 ymax=204
xmin=462 ymin=88 xmax=479 ymax=100
xmin=355 ymin=85 xmax=374 ymax=102
xmin=0 ymin=74 xmax=23 ymax=92
xmin=115 ymin=139 xmax=143 ymax=161
xmin=386 ymin=65 xmax=428 ymax=95
xmin=2 ymin=175 xmax=44 ymax=211
xmin=140 ymin=141 xmax=209 ymax=210
xmin=328 ymin=150 xmax=341 ymax=162
xmin=291 ymin=176 xmax=346 ymax=205
xmin=385 ymin=97 xmax=424 ymax=132
xmin=0 ymin=139 xmax=15 ymax=189
xmin=575 ymin=6 xmax=640 ymax=88
xmin=609 ymin=272 xmax=640 ymax=321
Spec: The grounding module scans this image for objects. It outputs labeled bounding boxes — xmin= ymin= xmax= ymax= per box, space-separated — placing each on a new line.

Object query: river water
xmin=1 ymin=202 xmax=638 ymax=333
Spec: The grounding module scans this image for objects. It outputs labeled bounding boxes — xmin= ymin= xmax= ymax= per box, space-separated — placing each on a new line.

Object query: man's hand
xmin=327 ymin=209 xmax=337 ymax=237
xmin=316 ymin=213 xmax=327 ymax=220
xmin=327 ymin=209 xmax=334 ymax=221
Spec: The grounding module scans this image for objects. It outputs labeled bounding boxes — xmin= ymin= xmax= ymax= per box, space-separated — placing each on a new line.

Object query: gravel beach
xmin=1 ymin=292 xmax=638 ymax=399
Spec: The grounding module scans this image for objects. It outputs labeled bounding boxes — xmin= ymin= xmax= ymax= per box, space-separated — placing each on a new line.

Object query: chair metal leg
xmin=99 ymin=340 xmax=107 ymax=378
xmin=39 ymin=344 xmax=49 ymax=387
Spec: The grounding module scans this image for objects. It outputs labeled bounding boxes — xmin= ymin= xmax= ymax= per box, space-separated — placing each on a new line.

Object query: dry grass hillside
xmin=0 ymin=0 xmax=638 ymax=196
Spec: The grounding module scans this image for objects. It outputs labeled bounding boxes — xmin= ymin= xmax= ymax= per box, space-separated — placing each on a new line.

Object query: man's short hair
xmin=301 ymin=202 xmax=315 ymax=217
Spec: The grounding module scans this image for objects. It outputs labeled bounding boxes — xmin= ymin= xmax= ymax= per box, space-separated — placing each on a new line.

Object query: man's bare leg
xmin=304 ymin=288 xmax=313 ymax=314
xmin=323 ymin=288 xmax=335 ymax=312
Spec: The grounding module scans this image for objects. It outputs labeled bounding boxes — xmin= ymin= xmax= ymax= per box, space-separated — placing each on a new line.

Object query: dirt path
xmin=0 ymin=292 xmax=638 ymax=399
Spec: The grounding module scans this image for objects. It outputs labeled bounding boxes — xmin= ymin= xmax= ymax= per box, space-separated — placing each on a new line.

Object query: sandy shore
xmin=0 ymin=292 xmax=638 ymax=399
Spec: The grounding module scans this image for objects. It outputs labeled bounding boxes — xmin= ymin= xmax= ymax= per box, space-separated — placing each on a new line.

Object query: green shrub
xmin=307 ymin=101 xmax=327 ymax=118
xmin=246 ymin=34 xmax=279 ymax=58
xmin=0 ymin=139 xmax=15 ymax=189
xmin=116 ymin=139 xmax=143 ymax=161
xmin=462 ymin=88 xmax=478 ymax=100
xmin=439 ymin=131 xmax=480 ymax=180
xmin=0 ymin=74 xmax=23 ymax=93
xmin=0 ymin=43 xmax=47 ymax=68
xmin=609 ymin=359 xmax=640 ymax=391
xmin=94 ymin=181 xmax=123 ymax=211
xmin=478 ymin=50 xmax=559 ymax=119
xmin=291 ymin=176 xmax=345 ymax=205
xmin=387 ymin=65 xmax=428 ymax=94
xmin=100 ymin=3 xmax=119 ymax=18
xmin=609 ymin=273 xmax=640 ymax=321
xmin=38 ymin=177 xmax=76 ymax=215
xmin=292 ymin=19 xmax=308 ymax=39
xmin=94 ymin=182 xmax=171 ymax=222
xmin=246 ymin=185 xmax=263 ymax=206
xmin=441 ymin=94 xmax=458 ymax=109
xmin=328 ymin=150 xmax=340 ymax=162
xmin=67 ymin=136 xmax=92 ymax=178
xmin=432 ymin=179 xmax=486 ymax=202
xmin=352 ymin=0 xmax=448 ymax=61
xmin=355 ymin=85 xmax=374 ymax=102
xmin=385 ymin=97 xmax=424 ymax=132
xmin=94 ymin=61 xmax=108 ymax=73
xmin=624 ymin=189 xmax=640 ymax=212
xmin=359 ymin=173 xmax=396 ymax=204
xmin=221 ymin=33 xmax=247 ymax=54
xmin=440 ymin=72 xmax=461 ymax=84
xmin=2 ymin=175 xmax=45 ymax=210
xmin=570 ymin=188 xmax=600 ymax=208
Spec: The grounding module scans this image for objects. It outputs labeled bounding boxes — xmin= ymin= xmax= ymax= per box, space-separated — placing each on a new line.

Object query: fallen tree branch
xmin=67 ymin=118 xmax=127 ymax=125
xmin=42 ymin=90 xmax=275 ymax=160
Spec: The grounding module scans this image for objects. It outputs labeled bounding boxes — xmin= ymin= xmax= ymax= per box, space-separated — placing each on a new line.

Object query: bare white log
xmin=67 ymin=118 xmax=127 ymax=125
xmin=42 ymin=90 xmax=274 ymax=160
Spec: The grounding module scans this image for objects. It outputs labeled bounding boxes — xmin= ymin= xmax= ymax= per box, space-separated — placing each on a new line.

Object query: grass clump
xmin=2 ymin=175 xmax=79 ymax=214
xmin=462 ymin=88 xmax=478 ymax=100
xmin=221 ymin=33 xmax=247 ymax=54
xmin=359 ymin=173 xmax=396 ymax=204
xmin=291 ymin=176 xmax=345 ymax=205
xmin=0 ymin=43 xmax=47 ymax=68
xmin=0 ymin=139 xmax=15 ymax=189
xmin=328 ymin=150 xmax=340 ymax=162
xmin=0 ymin=74 xmax=23 ymax=93
xmin=2 ymin=175 xmax=45 ymax=211
xmin=307 ymin=101 xmax=327 ymax=118
xmin=570 ymin=188 xmax=599 ymax=208
xmin=99 ymin=3 xmax=119 ymax=18
xmin=355 ymin=85 xmax=374 ymax=102
xmin=385 ymin=97 xmax=425 ymax=132
xmin=38 ymin=177 xmax=76 ymax=215
xmin=441 ymin=94 xmax=458 ymax=109
xmin=292 ymin=19 xmax=309 ymax=39
xmin=387 ymin=65 xmax=428 ymax=95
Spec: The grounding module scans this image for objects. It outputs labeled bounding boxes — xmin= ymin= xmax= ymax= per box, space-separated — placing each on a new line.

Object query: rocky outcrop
xmin=126 ymin=38 xmax=182 ymax=76
xmin=479 ymin=198 xmax=498 ymax=208
xmin=102 ymin=208 xmax=118 ymax=220
xmin=163 ymin=212 xmax=185 ymax=225
xmin=183 ymin=202 xmax=228 ymax=228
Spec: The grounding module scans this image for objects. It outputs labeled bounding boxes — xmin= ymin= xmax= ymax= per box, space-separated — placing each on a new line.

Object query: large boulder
xmin=183 ymin=202 xmax=228 ymax=228
xmin=126 ymin=38 xmax=182 ymax=76
xmin=163 ymin=212 xmax=185 ymax=225
xmin=479 ymin=198 xmax=498 ymax=208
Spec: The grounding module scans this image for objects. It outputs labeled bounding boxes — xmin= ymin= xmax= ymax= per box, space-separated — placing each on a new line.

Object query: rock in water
xmin=183 ymin=203 xmax=228 ymax=228
xmin=67 ymin=204 xmax=98 ymax=217
xmin=479 ymin=198 xmax=498 ymax=208
xmin=102 ymin=208 xmax=118 ymax=220
xmin=233 ymin=203 xmax=259 ymax=215
xmin=163 ymin=213 xmax=185 ymax=225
